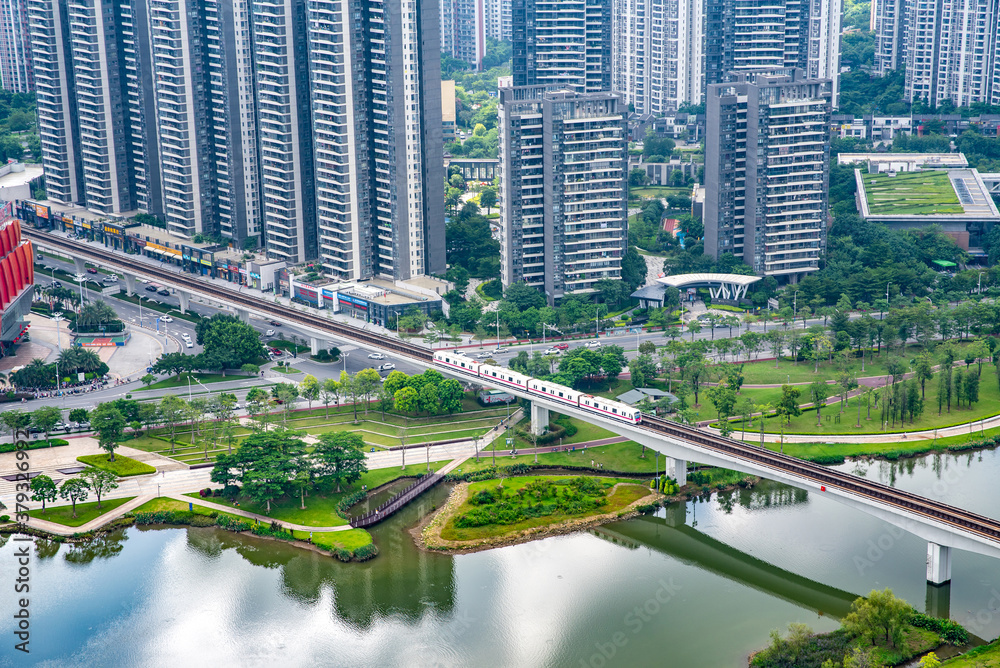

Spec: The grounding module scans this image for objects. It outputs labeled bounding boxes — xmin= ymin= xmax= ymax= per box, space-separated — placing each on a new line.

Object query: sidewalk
xmin=21 ymin=494 xmax=154 ymax=536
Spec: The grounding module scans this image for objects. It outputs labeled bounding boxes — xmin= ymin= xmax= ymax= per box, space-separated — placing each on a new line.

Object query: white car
xmin=265 ymin=329 xmax=275 ymax=336
xmin=585 ymin=341 xmax=602 ymax=349
xmin=476 ymin=352 xmax=493 ymax=359
xmin=368 ymin=352 xmax=386 ymax=360
xmin=378 ymin=363 xmax=395 ymax=372
xmin=185 ymin=341 xmax=194 ymax=348
xmin=161 ymin=315 xmax=173 ymax=323
xmin=181 ymin=333 xmax=192 ymax=341
xmin=543 ymin=347 xmax=560 ymax=355
xmin=454 ymin=350 xmax=467 ymax=356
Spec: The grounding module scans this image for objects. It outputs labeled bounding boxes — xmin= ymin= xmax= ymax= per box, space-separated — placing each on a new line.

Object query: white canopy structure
xmin=656 ymin=273 xmax=761 ymax=302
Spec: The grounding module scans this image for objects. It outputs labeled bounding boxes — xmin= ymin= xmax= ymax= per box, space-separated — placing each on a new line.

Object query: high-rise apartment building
xmin=0 ymin=0 xmax=32 ymax=92
xmin=308 ymin=0 xmax=445 ymax=281
xmin=485 ymin=0 xmax=511 ymax=42
xmin=498 ymin=84 xmax=627 ymax=303
xmin=704 ymin=69 xmax=832 ymax=281
xmin=704 ymin=0 xmax=841 ymax=105
xmin=904 ymin=0 xmax=1000 ymax=107
xmin=872 ymin=0 xmax=908 ymax=75
xmin=441 ymin=0 xmax=485 ymax=69
xmin=611 ymin=0 xmax=705 ymax=113
xmin=512 ymin=0 xmax=612 ymax=93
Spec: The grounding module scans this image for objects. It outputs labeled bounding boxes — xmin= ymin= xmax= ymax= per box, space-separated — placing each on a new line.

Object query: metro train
xmin=433 ymin=351 xmax=642 ymax=424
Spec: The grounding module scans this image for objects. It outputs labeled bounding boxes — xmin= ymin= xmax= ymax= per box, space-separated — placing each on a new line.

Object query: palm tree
xmin=77 ymin=301 xmax=119 ymax=328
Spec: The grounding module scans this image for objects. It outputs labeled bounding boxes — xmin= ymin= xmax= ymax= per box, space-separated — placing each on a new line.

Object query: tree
xmin=766 ymin=331 xmax=786 ymax=368
xmin=89 ymin=403 xmax=126 ymax=462
xmin=195 ymin=314 xmax=266 ymax=367
xmin=1 ymin=409 xmax=31 ymax=441
xmin=734 ymin=396 xmax=756 ymax=440
xmin=320 ymin=378 xmax=339 ymax=418
xmin=341 ymin=371 xmax=360 ymax=423
xmin=777 ymin=385 xmax=802 ymax=426
xmin=245 ymin=387 xmax=270 ymax=432
xmin=740 ymin=331 xmax=764 ymax=361
xmin=808 ymin=380 xmax=830 ymax=426
xmin=79 ymin=467 xmax=118 ymax=510
xmin=965 ymin=370 xmax=980 ymax=407
xmin=241 ymin=363 xmax=260 ymax=376
xmin=213 ymin=393 xmax=239 ymax=455
xmin=273 ymin=383 xmax=299 ymax=426
xmin=152 ymin=351 xmax=194 ymax=379
xmin=314 ymin=432 xmax=368 ymax=492
xmin=354 ymin=368 xmax=382 ymax=415
xmin=238 ymin=432 xmax=304 ymax=514
xmin=29 ymin=474 xmax=58 ymax=513
xmin=299 ymin=374 xmax=320 ymax=409
xmin=914 ymin=352 xmax=933 ymax=400
xmin=629 ymin=354 xmax=658 ymax=388
xmin=479 ymin=187 xmax=497 ymax=214
xmin=438 ymin=378 xmax=464 ymax=414
xmin=58 ymin=478 xmax=90 ymax=519
xmin=419 ymin=382 xmax=440 ymax=415
xmin=137 ymin=402 xmax=160 ymax=436
xmin=186 ymin=397 xmax=207 ymax=445
xmin=842 ymin=588 xmax=912 ymax=648
xmin=393 ymin=386 xmax=419 ymax=415
xmin=31 ymin=406 xmax=61 ymax=443
xmin=686 ymin=320 xmax=702 ymax=341
xmin=707 ymin=385 xmax=737 ymax=424
xmin=141 ymin=374 xmax=156 ymax=389
xmin=68 ymin=408 xmax=89 ymax=425
xmin=159 ymin=396 xmax=187 ymax=452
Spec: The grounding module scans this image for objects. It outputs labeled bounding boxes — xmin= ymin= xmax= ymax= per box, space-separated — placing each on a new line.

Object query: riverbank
xmin=417 ymin=476 xmax=662 ymax=554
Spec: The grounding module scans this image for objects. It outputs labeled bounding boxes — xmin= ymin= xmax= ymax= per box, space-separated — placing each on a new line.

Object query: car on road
xmin=75 ymin=422 xmax=90 ymax=431
xmin=553 ymin=343 xmax=570 ymax=350
xmin=367 ymin=352 xmax=385 ymax=360
xmin=53 ymin=281 xmax=62 ymax=288
xmin=265 ymin=329 xmax=275 ymax=336
xmin=585 ymin=341 xmax=602 ymax=348
xmin=378 ymin=363 xmax=395 ymax=372
xmin=36 ymin=253 xmax=43 ymax=260
xmin=185 ymin=340 xmax=194 ymax=348
xmin=454 ymin=350 xmax=467 ymax=356
xmin=543 ymin=347 xmax=560 ymax=355
xmin=86 ymin=267 xmax=98 ymax=274
xmin=161 ymin=315 xmax=173 ymax=323
xmin=181 ymin=333 xmax=191 ymax=341
xmin=269 ymin=320 xmax=282 ymax=327
xmin=270 ymin=347 xmax=283 ymax=356
xmin=137 ymin=278 xmax=148 ymax=284
xmin=157 ymin=289 xmax=170 ymax=296
xmin=476 ymin=352 xmax=493 ymax=359
xmin=145 ymin=285 xmax=157 ymax=292
xmin=102 ymin=277 xmax=115 ymax=284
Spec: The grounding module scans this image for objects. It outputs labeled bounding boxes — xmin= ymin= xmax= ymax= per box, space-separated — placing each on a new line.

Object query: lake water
xmin=2 ymin=448 xmax=999 ymax=667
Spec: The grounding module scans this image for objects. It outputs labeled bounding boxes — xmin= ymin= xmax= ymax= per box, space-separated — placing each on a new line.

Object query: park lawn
xmin=28 ymin=496 xmax=135 ymax=527
xmin=292 ymin=528 xmax=372 ymax=553
xmin=131 ymin=497 xmax=247 ymax=523
xmin=733 ymin=386 xmax=786 ymax=408
xmin=141 ymin=373 xmax=239 ymax=391
xmin=941 ymin=640 xmax=1000 ymax=666
xmin=77 ymin=454 xmax=156 ymax=476
xmin=629 ymin=186 xmax=690 ymax=199
xmin=272 ymin=367 xmax=302 ymax=374
xmin=474 ymin=439 xmax=663 ymax=474
xmin=187 ymin=461 xmax=449 ymax=526
xmin=439 ymin=475 xmax=650 ymax=542
xmin=754 ymin=366 xmax=1000 ymax=435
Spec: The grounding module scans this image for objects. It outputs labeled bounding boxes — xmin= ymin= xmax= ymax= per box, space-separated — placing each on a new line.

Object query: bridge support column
xmin=925 ymin=582 xmax=951 ymax=619
xmin=530 ymin=403 xmax=549 ymax=436
xmin=234 ymin=308 xmax=250 ymax=324
xmin=671 ymin=458 xmax=687 ymax=487
xmin=310 ymin=337 xmax=321 ymax=356
xmin=72 ymin=257 xmax=87 ymax=275
xmin=177 ymin=290 xmax=190 ymax=314
xmin=122 ymin=273 xmax=137 ymax=297
xmin=926 ymin=543 xmax=952 ymax=585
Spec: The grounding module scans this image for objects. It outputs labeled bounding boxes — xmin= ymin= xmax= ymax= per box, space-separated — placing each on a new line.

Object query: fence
xmin=349 ymin=472 xmax=444 ymax=528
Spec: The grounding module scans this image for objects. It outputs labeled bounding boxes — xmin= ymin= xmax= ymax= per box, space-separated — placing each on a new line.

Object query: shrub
xmin=635 ymin=503 xmax=660 ymax=514
xmin=336 ymin=489 xmax=368 ymax=518
xmin=131 ymin=510 xmax=218 ymax=526
xmin=807 ymin=454 xmax=846 ymax=465
xmin=908 ymin=612 xmax=969 ymax=645
xmin=333 ymin=547 xmax=352 ymax=562
xmin=222 ymin=484 xmax=241 ymax=499
xmin=352 ymin=543 xmax=379 ymax=561
xmin=215 ymin=515 xmax=251 ymax=532
xmin=0 ymin=438 xmax=70 ymax=454
xmin=0 ymin=515 xmax=10 ymax=523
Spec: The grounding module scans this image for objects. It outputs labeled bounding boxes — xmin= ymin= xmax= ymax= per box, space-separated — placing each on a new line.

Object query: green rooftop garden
xmin=860 ymin=170 xmax=964 ymax=216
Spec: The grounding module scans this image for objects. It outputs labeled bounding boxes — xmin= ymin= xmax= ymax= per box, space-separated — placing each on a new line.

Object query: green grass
xmin=472 ymin=438 xmax=663 ymax=474
xmin=629 ymin=186 xmax=690 ymax=200
xmin=28 ymin=496 xmax=135 ymax=527
xmin=185 ymin=461 xmax=449 ymax=526
xmin=861 ymin=170 xmax=964 ymax=216
xmin=268 ymin=340 xmax=310 ymax=353
xmin=439 ymin=475 xmax=649 ymax=542
xmin=292 ymin=528 xmax=373 ymax=553
xmin=749 ymin=366 xmax=1000 ymax=435
xmin=131 ymin=497 xmax=246 ymax=523
xmin=139 ymin=372 xmax=241 ymax=390
xmin=272 ymin=366 xmax=302 ymax=374
xmin=941 ymin=640 xmax=1000 ymax=666
xmin=77 ymin=454 xmax=157 ymax=476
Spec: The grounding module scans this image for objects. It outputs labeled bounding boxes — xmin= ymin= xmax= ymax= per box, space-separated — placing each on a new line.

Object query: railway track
xmin=642 ymin=415 xmax=1000 ymax=542
xmin=25 ymin=228 xmax=1000 ymax=546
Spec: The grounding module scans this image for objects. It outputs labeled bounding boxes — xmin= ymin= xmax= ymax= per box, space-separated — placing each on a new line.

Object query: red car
xmin=553 ymin=343 xmax=570 ymax=350
xmin=86 ymin=268 xmax=98 ymax=274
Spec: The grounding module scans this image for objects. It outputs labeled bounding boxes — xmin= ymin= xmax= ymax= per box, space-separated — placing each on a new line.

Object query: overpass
xmin=24 ymin=227 xmax=1000 ymax=585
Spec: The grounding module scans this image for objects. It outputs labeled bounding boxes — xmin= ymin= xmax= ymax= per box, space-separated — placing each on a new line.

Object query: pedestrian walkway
xmin=164 ymin=494 xmax=355 ymax=533
xmin=21 ymin=494 xmax=154 ymax=536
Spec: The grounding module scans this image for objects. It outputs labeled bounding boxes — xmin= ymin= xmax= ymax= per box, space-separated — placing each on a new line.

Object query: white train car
xmin=478 ymin=364 xmax=531 ymax=391
xmin=581 ymin=394 xmax=641 ymax=424
xmin=434 ymin=351 xmax=482 ymax=376
xmin=527 ymin=379 xmax=583 ymax=410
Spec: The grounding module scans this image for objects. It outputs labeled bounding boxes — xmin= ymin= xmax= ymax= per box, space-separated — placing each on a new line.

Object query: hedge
xmin=0 ymin=438 xmax=69 ymax=453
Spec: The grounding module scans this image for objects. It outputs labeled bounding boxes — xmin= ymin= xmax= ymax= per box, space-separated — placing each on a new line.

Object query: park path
xmin=21 ymin=494 xmax=155 ymax=536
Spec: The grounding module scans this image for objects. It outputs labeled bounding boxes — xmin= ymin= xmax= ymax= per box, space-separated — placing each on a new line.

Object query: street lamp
xmin=342 ymin=352 xmax=350 ymax=373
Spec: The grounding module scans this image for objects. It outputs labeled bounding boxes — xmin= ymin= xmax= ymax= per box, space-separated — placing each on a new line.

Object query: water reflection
xmin=63 ymin=530 xmax=128 ymax=564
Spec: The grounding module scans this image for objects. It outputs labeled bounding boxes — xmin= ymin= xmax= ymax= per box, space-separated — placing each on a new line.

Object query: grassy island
xmin=421 ymin=475 xmax=659 ymax=552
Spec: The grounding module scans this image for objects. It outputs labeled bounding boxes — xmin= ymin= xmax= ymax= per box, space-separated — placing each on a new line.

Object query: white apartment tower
xmin=498 ymin=84 xmax=628 ymax=303
xmin=441 ymin=0 xmax=486 ymax=69
xmin=611 ymin=0 xmax=705 ymax=113
xmin=485 ymin=0 xmax=511 ymax=41
xmin=0 ymin=0 xmax=32 ymax=92
xmin=705 ymin=69 xmax=832 ymax=280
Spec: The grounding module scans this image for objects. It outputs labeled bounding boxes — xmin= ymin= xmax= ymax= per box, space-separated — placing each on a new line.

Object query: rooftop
xmin=838 ymin=153 xmax=969 ymax=169
xmin=856 ymin=168 xmax=1000 ymax=221
xmin=0 ymin=163 xmax=42 ymax=188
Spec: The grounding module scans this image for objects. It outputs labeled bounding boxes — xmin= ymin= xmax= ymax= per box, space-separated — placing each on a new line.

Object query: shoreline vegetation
xmin=417 ymin=476 xmax=662 ymax=554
